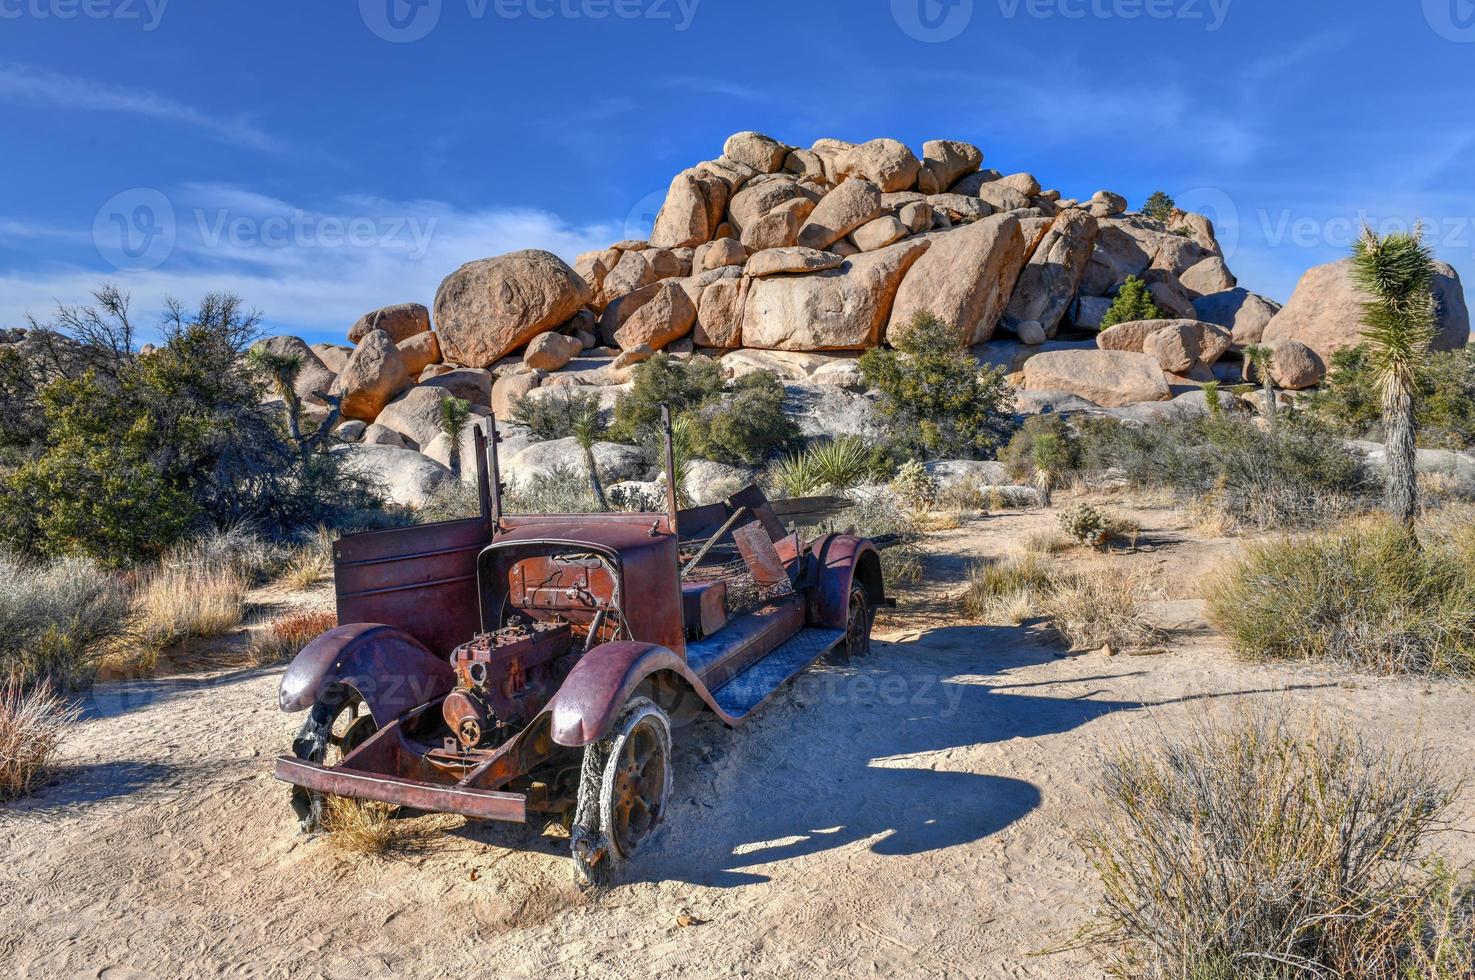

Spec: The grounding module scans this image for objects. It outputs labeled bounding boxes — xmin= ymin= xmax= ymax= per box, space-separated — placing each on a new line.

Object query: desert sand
xmin=4 ymin=497 xmax=1474 ymax=979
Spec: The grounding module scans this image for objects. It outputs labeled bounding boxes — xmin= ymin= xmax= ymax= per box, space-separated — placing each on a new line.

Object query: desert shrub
xmin=415 ymin=479 xmax=481 ymax=523
xmin=1041 ymin=564 xmax=1161 ymax=650
xmin=1000 ymin=414 xmax=1082 ymax=482
xmin=1306 ymin=344 xmax=1475 ymax=450
xmin=0 ymin=680 xmax=80 ymax=800
xmin=889 ymin=460 xmax=940 ymax=511
xmin=324 ymin=797 xmax=402 ymax=855
xmin=0 ymin=553 xmax=130 ymax=690
xmin=505 ymin=464 xmax=601 ymax=514
xmin=1207 ymin=516 xmax=1475 ymax=676
xmin=133 ymin=563 xmax=248 ymax=655
xmin=842 ymin=491 xmax=925 ymax=587
xmin=964 ymin=552 xmax=1051 ymax=624
xmin=858 ymin=310 xmax=1015 ymax=460
xmin=688 ymin=370 xmax=798 ymax=466
xmin=1082 ymin=412 xmax=1372 ymax=528
xmin=1082 ymin=710 xmax=1473 ymax=979
xmin=510 ymin=387 xmax=603 ymax=442
xmin=0 ymin=289 xmax=380 ymax=565
xmin=277 ymin=527 xmax=335 ymax=592
xmin=1141 ymin=191 xmax=1176 ymax=222
xmin=610 ymin=355 xmax=795 ymax=465
xmin=1099 ymin=275 xmax=1163 ymax=330
xmin=250 ymin=609 xmax=337 ymax=666
xmin=1057 ymin=504 xmax=1109 ymax=548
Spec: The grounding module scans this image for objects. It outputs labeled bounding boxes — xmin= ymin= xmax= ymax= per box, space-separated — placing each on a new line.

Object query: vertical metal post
xmin=487 ymin=414 xmax=504 ymax=528
xmin=661 ymin=403 xmax=679 ymax=538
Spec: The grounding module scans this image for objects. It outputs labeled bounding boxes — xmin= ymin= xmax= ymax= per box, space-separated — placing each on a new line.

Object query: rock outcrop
xmin=433 ymin=250 xmax=592 ymax=368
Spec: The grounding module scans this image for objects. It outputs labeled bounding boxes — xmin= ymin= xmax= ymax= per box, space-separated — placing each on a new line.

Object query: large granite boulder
xmin=334 ymin=329 xmax=411 ymax=422
xmin=434 ymin=250 xmax=592 ymax=368
xmin=1192 ymin=288 xmax=1282 ymax=347
xmin=741 ymin=237 xmax=930 ymax=350
xmin=1002 ymin=210 xmax=1099 ymax=338
xmin=797 ymin=179 xmax=884 ymax=250
xmin=1021 ymin=349 xmax=1172 ymax=407
xmin=348 ymin=302 xmax=430 ymax=345
xmin=1263 ymin=258 xmax=1470 ymax=360
xmin=888 ymin=214 xmax=1027 ymax=345
xmin=331 ymin=444 xmax=454 ymax=508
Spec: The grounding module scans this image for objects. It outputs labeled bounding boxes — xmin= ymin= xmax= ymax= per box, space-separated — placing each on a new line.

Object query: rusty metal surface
xmin=733 ymin=522 xmax=791 ymax=588
xmin=683 ymin=594 xmax=805 ymax=692
xmin=805 ymin=533 xmax=885 ymax=631
xmin=279 ymin=623 xmax=456 ymax=724
xmin=681 ymin=581 xmax=728 ymax=639
xmin=546 ymin=641 xmax=735 ymax=746
xmin=275 ymin=756 xmax=527 ymax=822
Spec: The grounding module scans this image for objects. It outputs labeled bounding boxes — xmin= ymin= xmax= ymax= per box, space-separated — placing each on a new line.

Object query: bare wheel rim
xmin=844 ymin=585 xmax=871 ymax=659
xmin=599 ymin=701 xmax=672 ymax=861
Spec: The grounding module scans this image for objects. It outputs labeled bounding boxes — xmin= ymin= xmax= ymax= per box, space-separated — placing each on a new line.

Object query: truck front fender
xmin=279 ymin=623 xmax=456 ymax=726
xmin=547 ymin=641 xmax=726 ymax=747
xmin=807 ymin=534 xmax=885 ymax=630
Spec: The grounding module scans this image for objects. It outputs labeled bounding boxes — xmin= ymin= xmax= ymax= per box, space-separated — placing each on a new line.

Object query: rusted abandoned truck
xmin=274 ymin=410 xmax=887 ymax=882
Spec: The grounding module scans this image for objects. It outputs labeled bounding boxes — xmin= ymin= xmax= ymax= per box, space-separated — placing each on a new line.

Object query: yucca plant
xmin=1241 ymin=343 xmax=1277 ymax=425
xmin=569 ymin=401 xmax=609 ymax=511
xmin=436 ymin=396 xmax=473 ymax=480
xmin=807 ymin=436 xmax=872 ymax=494
xmin=768 ymin=450 xmax=824 ymax=499
xmin=247 ymin=347 xmax=305 ymax=444
xmin=1031 ymin=431 xmax=1070 ymax=507
xmin=1201 ymin=380 xmax=1222 ymax=416
xmin=1351 ymin=225 xmax=1438 ymax=528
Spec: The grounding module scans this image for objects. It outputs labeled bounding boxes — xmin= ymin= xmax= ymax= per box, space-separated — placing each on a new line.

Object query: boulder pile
xmin=252 ymin=131 xmax=1469 ymax=504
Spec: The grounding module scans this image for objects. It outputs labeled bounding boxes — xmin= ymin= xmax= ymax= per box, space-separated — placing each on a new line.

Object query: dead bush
xmin=250 ymin=610 xmax=337 ymax=665
xmin=1038 ymin=563 xmax=1161 ymax=651
xmin=1082 ymin=710 xmax=1474 ymax=979
xmin=133 ymin=564 xmax=248 ymax=656
xmin=0 ymin=680 xmax=80 ymax=800
xmin=323 ymin=797 xmax=438 ymax=857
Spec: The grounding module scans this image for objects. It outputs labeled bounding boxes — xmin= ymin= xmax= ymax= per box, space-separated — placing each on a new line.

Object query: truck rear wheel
xmin=839 ymin=583 xmax=873 ymax=661
xmin=571 ymin=696 xmax=672 ymax=887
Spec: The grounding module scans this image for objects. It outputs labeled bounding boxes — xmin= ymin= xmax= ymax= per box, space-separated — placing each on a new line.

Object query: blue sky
xmin=2 ymin=0 xmax=1473 ymax=345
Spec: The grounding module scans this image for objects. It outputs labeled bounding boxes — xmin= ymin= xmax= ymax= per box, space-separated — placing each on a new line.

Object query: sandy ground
xmin=4 ymin=495 xmax=1475 ymax=979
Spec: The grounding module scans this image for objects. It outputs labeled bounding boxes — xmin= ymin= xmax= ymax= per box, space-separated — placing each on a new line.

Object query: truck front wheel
xmin=570 ymin=696 xmax=672 ymax=887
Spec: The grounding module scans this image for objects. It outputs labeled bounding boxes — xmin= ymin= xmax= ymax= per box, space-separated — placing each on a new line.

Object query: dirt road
xmin=4 ymin=505 xmax=1473 ymax=978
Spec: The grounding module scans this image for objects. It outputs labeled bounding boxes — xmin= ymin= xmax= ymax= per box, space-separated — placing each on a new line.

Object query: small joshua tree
xmin=1202 ymin=380 xmax=1222 ymax=416
xmin=1351 ymin=225 xmax=1438 ymax=529
xmin=1031 ymin=431 xmax=1071 ymax=507
xmin=1142 ymin=190 xmax=1176 ymax=222
xmin=1242 ymin=343 xmax=1278 ymax=426
xmin=570 ymin=400 xmax=609 ymax=511
xmin=436 ymin=396 xmax=473 ymax=480
xmin=248 ymin=346 xmax=305 ymax=444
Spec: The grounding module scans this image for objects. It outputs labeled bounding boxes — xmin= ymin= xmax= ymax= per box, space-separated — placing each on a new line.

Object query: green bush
xmin=1141 ymin=191 xmax=1176 ymax=222
xmin=1082 ymin=412 xmax=1371 ymax=528
xmin=0 ymin=289 xmax=380 ymax=565
xmin=858 ymin=310 xmax=1015 ymax=460
xmin=1000 ymin=414 xmax=1082 ymax=482
xmin=1084 ymin=710 xmax=1473 ymax=979
xmin=510 ymin=386 xmax=605 ymax=442
xmin=1207 ymin=515 xmax=1475 ymax=676
xmin=1099 ymin=275 xmax=1163 ymax=329
xmin=1306 ymin=344 xmax=1475 ymax=450
xmin=610 ymin=354 xmax=796 ymax=466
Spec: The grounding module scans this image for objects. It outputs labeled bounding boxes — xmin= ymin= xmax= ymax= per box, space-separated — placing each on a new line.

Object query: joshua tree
xmin=436 ymin=396 xmax=473 ymax=480
xmin=1031 ymin=431 xmax=1070 ymax=507
xmin=1242 ymin=343 xmax=1277 ymax=425
xmin=1351 ymin=225 xmax=1437 ymax=528
xmin=570 ymin=401 xmax=609 ymax=511
xmin=247 ymin=346 xmax=305 ymax=444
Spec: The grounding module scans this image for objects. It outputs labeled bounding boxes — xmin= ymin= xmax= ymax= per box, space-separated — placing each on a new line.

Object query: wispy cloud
xmin=0 ymin=62 xmax=283 ymax=152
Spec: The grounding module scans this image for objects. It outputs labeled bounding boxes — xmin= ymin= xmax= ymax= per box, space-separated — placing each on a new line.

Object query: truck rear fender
xmin=807 ymin=534 xmax=885 ymax=630
xmin=279 ymin=623 xmax=457 ymax=726
xmin=547 ymin=641 xmax=727 ymax=747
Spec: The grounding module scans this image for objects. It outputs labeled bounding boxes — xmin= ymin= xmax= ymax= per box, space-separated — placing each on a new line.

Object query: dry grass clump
xmin=0 ymin=554 xmax=131 ymax=690
xmin=1040 ymin=563 xmax=1161 ymax=651
xmin=132 ymin=564 xmax=249 ymax=657
xmin=0 ymin=680 xmax=81 ymax=800
xmin=964 ymin=552 xmax=1051 ymax=625
xmin=1019 ymin=530 xmax=1071 ymax=556
xmin=1082 ymin=710 xmax=1474 ymax=979
xmin=323 ymin=797 xmax=439 ymax=857
xmin=250 ymin=610 xmax=337 ymax=665
xmin=1206 ymin=515 xmax=1475 ymax=676
xmin=277 ymin=526 xmax=335 ymax=592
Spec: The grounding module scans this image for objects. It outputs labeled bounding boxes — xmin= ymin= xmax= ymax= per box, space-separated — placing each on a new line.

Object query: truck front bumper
xmin=274 ymin=756 xmax=528 ymax=823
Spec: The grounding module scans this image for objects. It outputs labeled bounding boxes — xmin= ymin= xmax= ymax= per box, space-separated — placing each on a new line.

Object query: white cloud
xmin=0 ymin=189 xmax=622 ymax=344
xmin=0 ymin=62 xmax=282 ymax=152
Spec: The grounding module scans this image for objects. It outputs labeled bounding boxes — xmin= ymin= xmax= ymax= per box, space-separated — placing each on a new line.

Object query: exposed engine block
xmin=443 ymin=619 xmax=573 ymax=749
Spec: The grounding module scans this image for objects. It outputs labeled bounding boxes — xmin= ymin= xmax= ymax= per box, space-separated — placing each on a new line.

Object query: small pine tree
xmin=1142 ymin=191 xmax=1176 ymax=222
xmin=1100 ymin=276 xmax=1164 ymax=330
